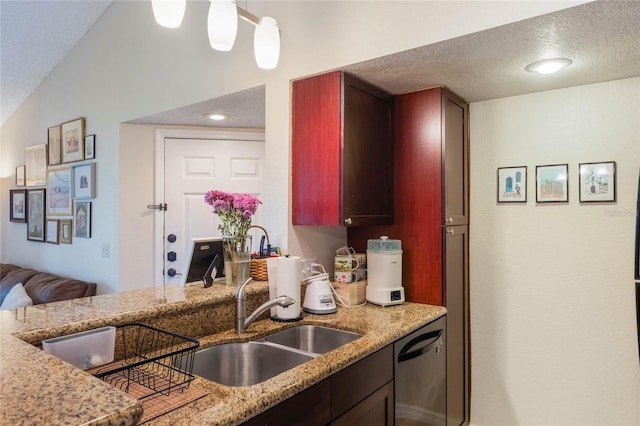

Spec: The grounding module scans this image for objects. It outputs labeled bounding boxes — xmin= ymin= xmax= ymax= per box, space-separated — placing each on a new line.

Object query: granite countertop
xmin=0 ymin=281 xmax=446 ymax=425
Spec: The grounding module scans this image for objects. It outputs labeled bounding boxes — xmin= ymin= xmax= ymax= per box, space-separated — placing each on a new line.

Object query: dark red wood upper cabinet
xmin=292 ymin=71 xmax=394 ymax=226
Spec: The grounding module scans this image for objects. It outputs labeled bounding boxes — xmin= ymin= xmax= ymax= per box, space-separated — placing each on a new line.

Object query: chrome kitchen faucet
xmin=235 ymin=278 xmax=295 ymax=333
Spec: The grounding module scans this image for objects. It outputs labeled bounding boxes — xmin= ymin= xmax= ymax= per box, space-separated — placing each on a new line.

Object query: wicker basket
xmin=250 ymin=225 xmax=270 ymax=281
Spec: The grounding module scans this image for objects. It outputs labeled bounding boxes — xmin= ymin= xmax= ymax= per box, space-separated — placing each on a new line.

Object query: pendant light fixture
xmin=254 ymin=17 xmax=280 ymax=69
xmin=151 ymin=0 xmax=186 ymax=29
xmin=151 ymin=0 xmax=281 ymax=68
xmin=208 ymin=0 xmax=238 ymax=52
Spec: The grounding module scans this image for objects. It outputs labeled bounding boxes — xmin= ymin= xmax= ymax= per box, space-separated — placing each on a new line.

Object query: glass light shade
xmin=208 ymin=0 xmax=238 ymax=52
xmin=254 ymin=17 xmax=280 ymax=69
xmin=525 ymin=58 xmax=573 ymax=74
xmin=151 ymin=0 xmax=186 ymax=29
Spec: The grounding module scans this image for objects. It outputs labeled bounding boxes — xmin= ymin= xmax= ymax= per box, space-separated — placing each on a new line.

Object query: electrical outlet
xmin=101 ymin=243 xmax=110 ymax=258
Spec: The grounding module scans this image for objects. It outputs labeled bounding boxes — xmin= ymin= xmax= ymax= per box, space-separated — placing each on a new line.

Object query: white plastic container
xmin=42 ymin=326 xmax=116 ymax=370
xmin=366 ymin=236 xmax=405 ymax=306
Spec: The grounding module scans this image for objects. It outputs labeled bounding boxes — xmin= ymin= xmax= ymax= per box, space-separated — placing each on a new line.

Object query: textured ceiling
xmin=2 ymin=1 xmax=639 ymax=129
xmin=0 ymin=0 xmax=114 ymax=125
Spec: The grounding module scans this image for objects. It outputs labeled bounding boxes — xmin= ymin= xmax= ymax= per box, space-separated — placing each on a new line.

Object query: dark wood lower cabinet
xmin=242 ymin=346 xmax=393 ymax=426
xmin=241 ymin=379 xmax=331 ymax=426
xmin=332 ymin=381 xmax=394 ymax=426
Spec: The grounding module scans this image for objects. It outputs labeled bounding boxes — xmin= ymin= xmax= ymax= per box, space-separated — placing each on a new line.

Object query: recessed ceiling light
xmin=525 ymin=58 xmax=573 ymax=74
xmin=204 ymin=113 xmax=230 ymax=121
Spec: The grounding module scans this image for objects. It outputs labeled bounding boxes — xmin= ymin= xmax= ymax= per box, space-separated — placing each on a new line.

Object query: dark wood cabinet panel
xmin=442 ymin=91 xmax=469 ymax=226
xmin=331 ymin=345 xmax=393 ymax=419
xmin=242 ymin=379 xmax=331 ymax=426
xmin=292 ymin=71 xmax=394 ymax=226
xmin=332 ymin=381 xmax=394 ymax=426
xmin=444 ymin=225 xmax=469 ymax=426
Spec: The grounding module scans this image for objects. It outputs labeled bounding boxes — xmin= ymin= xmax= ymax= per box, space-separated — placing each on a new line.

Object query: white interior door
xmin=154 ymin=130 xmax=265 ymax=286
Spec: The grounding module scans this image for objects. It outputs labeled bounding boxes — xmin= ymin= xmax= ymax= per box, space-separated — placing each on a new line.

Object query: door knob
xmin=167 ymin=268 xmax=177 ymax=277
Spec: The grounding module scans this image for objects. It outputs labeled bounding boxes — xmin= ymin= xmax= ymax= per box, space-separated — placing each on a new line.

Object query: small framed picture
xmin=497 ymin=166 xmax=527 ymax=203
xmin=74 ymin=201 xmax=91 ymax=238
xmin=59 ymin=219 xmax=73 ymax=244
xmin=579 ymin=161 xmax=616 ymax=203
xmin=48 ymin=125 xmax=62 ymax=165
xmin=25 ymin=144 xmax=47 ymax=186
xmin=72 ymin=163 xmax=96 ymax=199
xmin=16 ymin=165 xmax=25 ymax=187
xmin=536 ymin=164 xmax=569 ymax=203
xmin=61 ymin=117 xmax=85 ymax=163
xmin=27 ymin=188 xmax=46 ymax=242
xmin=85 ymin=134 xmax=95 ymax=160
xmin=46 ymin=219 xmax=60 ymax=244
xmin=47 ymin=167 xmax=72 ymax=216
xmin=10 ymin=189 xmax=27 ymax=223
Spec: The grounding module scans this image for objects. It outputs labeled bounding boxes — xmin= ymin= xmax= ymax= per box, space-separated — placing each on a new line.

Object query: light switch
xmin=101 ymin=243 xmax=110 ymax=258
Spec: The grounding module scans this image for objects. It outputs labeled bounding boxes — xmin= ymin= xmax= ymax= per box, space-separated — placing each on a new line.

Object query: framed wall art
xmin=579 ymin=161 xmax=616 ymax=203
xmin=85 ymin=134 xmax=95 ymax=160
xmin=10 ymin=189 xmax=27 ymax=223
xmin=536 ymin=164 xmax=569 ymax=203
xmin=74 ymin=201 xmax=91 ymax=238
xmin=61 ymin=117 xmax=85 ymax=163
xmin=16 ymin=165 xmax=25 ymax=187
xmin=25 ymin=144 xmax=47 ymax=186
xmin=47 ymin=167 xmax=72 ymax=216
xmin=497 ymin=166 xmax=527 ymax=203
xmin=72 ymin=163 xmax=96 ymax=199
xmin=27 ymin=188 xmax=46 ymax=242
xmin=48 ymin=125 xmax=62 ymax=165
xmin=46 ymin=219 xmax=60 ymax=244
xmin=59 ymin=219 xmax=73 ymax=244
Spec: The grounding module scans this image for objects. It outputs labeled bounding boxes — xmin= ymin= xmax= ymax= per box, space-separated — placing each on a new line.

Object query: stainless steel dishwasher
xmin=394 ymin=315 xmax=447 ymax=426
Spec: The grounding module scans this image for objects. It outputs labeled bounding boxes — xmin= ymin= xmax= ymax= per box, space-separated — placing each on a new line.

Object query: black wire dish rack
xmin=93 ymin=323 xmax=199 ymax=400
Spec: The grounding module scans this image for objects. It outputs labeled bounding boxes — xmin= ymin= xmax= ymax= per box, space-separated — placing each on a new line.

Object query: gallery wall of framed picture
xmin=497 ymin=161 xmax=617 ymax=205
xmin=9 ymin=116 xmax=98 ymax=245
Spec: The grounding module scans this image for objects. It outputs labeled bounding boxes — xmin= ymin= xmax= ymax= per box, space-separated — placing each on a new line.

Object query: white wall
xmin=0 ymin=0 xmax=582 ymax=293
xmin=470 ymin=78 xmax=640 ymax=425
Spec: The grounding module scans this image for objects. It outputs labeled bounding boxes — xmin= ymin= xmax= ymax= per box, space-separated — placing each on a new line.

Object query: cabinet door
xmin=331 ymin=345 xmax=393 ymax=419
xmin=332 ymin=381 xmax=394 ymax=426
xmin=292 ymin=71 xmax=393 ymax=226
xmin=444 ymin=225 xmax=469 ymax=426
xmin=292 ymin=71 xmax=342 ymax=225
xmin=242 ymin=379 xmax=331 ymax=426
xmin=442 ymin=90 xmax=468 ymax=226
xmin=342 ymin=73 xmax=394 ymax=226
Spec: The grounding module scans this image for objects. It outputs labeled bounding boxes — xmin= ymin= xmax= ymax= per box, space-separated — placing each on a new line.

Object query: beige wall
xmin=470 ymin=77 xmax=640 ymax=425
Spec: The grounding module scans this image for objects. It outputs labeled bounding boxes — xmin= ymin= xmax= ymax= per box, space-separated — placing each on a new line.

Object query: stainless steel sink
xmin=261 ymin=325 xmax=362 ymax=355
xmin=176 ymin=325 xmax=362 ymax=387
xmin=179 ymin=342 xmax=315 ymax=387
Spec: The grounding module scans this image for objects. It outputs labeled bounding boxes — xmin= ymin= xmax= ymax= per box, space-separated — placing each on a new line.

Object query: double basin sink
xmin=177 ymin=325 xmax=362 ymax=387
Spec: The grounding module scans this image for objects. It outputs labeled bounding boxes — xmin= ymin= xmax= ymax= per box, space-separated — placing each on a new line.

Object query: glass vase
xmin=222 ymin=235 xmax=252 ymax=286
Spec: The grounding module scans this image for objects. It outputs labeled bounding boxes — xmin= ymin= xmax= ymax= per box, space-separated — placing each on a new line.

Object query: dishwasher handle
xmin=397 ymin=329 xmax=443 ymax=363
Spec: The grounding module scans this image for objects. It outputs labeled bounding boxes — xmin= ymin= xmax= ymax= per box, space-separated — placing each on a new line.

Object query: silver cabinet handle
xmin=344 ymin=218 xmax=352 ymax=226
xmin=444 ymin=217 xmax=453 ymax=224
xmin=446 ymin=229 xmax=455 ymax=235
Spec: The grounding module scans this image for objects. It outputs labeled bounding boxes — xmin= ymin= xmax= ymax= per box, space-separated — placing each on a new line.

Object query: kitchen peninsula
xmin=0 ymin=282 xmax=445 ymax=425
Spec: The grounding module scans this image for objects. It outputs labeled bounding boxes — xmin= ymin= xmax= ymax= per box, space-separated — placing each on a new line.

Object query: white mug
xmin=334 ymin=256 xmax=360 ymax=284
xmin=336 ymin=246 xmax=356 ymax=256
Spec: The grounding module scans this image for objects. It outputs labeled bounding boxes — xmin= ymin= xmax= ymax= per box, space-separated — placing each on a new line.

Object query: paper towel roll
xmin=266 ymin=257 xmax=281 ymax=317
xmin=276 ymin=256 xmax=301 ymax=320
